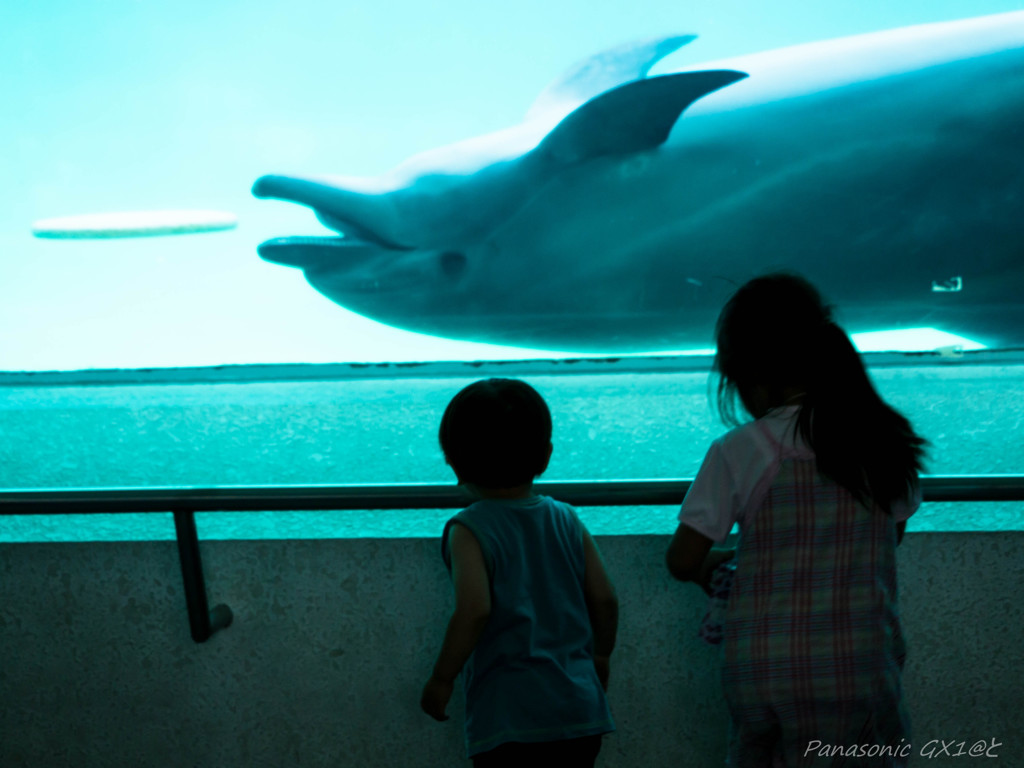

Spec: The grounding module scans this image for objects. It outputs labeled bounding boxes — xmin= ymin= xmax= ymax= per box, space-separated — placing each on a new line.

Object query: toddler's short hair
xmin=439 ymin=378 xmax=552 ymax=488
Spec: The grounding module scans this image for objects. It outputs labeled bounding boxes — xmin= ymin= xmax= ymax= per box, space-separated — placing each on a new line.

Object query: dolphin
xmin=253 ymin=12 xmax=1024 ymax=353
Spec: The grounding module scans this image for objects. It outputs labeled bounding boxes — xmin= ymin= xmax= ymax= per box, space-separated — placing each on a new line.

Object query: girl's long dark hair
xmin=714 ymin=273 xmax=926 ymax=513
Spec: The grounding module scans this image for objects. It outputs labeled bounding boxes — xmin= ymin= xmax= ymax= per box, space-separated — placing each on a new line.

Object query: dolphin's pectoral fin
xmin=525 ymin=34 xmax=698 ymax=121
xmin=257 ymin=236 xmax=380 ymax=270
xmin=538 ymin=70 xmax=748 ymax=164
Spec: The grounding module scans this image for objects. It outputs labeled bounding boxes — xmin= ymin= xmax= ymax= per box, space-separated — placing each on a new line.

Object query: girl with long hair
xmin=667 ymin=273 xmax=926 ymax=767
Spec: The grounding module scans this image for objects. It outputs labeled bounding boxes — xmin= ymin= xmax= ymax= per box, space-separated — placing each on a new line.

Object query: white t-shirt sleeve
xmin=677 ymin=439 xmax=739 ymax=543
xmin=678 ymin=424 xmax=778 ymax=544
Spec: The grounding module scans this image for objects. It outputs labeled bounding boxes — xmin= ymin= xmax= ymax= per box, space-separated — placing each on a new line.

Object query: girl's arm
xmin=581 ymin=527 xmax=618 ymax=690
xmin=666 ymin=523 xmax=735 ymax=594
xmin=420 ymin=523 xmax=491 ymax=722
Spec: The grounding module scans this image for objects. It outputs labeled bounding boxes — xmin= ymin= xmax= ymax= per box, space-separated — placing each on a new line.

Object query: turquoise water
xmin=2 ymin=361 xmax=1022 ymax=541
xmin=3 ymin=0 xmax=1023 ymax=370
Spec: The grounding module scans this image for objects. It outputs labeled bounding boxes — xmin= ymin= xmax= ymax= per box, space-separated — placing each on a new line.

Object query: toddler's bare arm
xmin=582 ymin=527 xmax=618 ymax=690
xmin=421 ymin=523 xmax=491 ymax=721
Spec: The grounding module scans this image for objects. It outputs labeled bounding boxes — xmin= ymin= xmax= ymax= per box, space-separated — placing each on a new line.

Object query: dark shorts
xmin=472 ymin=734 xmax=603 ymax=768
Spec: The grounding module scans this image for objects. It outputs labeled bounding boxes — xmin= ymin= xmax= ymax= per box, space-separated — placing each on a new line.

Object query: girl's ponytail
xmin=798 ymin=321 xmax=925 ymax=513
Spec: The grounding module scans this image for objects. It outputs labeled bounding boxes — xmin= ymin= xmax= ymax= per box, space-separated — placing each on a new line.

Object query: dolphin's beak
xmin=256 ymin=236 xmax=383 ymax=270
xmin=252 ymin=174 xmax=410 ymax=250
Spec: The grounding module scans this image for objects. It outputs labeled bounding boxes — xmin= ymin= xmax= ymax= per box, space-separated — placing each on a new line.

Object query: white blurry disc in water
xmin=31 ymin=210 xmax=238 ymax=239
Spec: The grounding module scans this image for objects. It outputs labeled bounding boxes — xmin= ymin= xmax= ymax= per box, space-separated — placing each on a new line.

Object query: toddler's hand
xmin=420 ymin=675 xmax=453 ymax=722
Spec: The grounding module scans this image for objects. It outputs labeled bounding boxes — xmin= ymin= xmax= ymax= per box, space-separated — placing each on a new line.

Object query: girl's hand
xmin=698 ymin=548 xmax=736 ymax=594
xmin=420 ymin=675 xmax=453 ymax=721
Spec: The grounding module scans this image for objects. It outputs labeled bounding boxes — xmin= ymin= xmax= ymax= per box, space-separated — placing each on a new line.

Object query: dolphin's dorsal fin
xmin=538 ymin=70 xmax=748 ymax=164
xmin=526 ymin=35 xmax=697 ymax=122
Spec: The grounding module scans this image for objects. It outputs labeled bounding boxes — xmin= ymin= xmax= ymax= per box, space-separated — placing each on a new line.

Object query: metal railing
xmin=3 ymin=475 xmax=1022 ymax=644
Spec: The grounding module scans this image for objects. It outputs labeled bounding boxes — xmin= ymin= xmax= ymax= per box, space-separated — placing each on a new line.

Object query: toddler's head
xmin=439 ymin=378 xmax=552 ymax=489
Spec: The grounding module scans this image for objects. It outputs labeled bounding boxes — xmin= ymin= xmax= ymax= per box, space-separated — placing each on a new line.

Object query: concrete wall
xmin=1 ymin=531 xmax=1021 ymax=767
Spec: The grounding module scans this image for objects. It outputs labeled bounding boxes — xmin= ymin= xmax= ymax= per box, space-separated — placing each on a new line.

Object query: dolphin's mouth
xmin=252 ymin=174 xmax=416 ymax=266
xmin=257 ymin=235 xmax=393 ymax=270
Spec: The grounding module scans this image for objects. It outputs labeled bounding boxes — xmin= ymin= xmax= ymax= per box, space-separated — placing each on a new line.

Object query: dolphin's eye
xmin=440 ymin=251 xmax=467 ymax=280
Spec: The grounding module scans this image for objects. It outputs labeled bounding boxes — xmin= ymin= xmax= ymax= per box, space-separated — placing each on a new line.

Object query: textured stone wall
xmin=1 ymin=532 xmax=1020 ymax=767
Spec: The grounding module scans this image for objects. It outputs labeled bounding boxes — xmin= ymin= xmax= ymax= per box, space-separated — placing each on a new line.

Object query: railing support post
xmin=173 ymin=509 xmax=233 ymax=643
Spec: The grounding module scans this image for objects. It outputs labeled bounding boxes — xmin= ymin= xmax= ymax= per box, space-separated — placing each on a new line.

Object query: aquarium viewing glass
xmin=1 ymin=0 xmax=1022 ymax=537
xmin=4 ymin=0 xmax=1023 ymax=370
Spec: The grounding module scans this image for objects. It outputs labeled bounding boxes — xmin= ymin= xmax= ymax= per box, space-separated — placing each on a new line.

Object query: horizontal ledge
xmin=1 ymin=475 xmax=1022 ymax=515
xmin=4 ymin=347 xmax=1024 ymax=388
